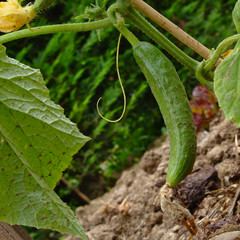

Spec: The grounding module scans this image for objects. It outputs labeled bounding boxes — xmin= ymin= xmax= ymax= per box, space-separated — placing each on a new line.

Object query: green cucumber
xmin=133 ymin=42 xmax=196 ymax=187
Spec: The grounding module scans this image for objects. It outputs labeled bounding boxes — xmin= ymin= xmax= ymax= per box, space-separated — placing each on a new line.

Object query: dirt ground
xmin=65 ymin=111 xmax=240 ymax=240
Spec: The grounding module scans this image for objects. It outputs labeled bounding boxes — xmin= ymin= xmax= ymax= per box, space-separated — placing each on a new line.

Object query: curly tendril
xmin=97 ymin=33 xmax=126 ymax=123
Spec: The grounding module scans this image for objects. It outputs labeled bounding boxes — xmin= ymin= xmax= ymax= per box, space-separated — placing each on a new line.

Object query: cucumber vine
xmin=1 ymin=0 xmax=240 ymax=239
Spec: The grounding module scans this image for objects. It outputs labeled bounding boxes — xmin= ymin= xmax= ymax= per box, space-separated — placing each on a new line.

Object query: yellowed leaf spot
xmin=221 ymin=49 xmax=233 ymax=59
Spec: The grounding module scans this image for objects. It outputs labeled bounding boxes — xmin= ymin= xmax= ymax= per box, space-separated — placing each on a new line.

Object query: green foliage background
xmin=3 ymin=0 xmax=237 ymax=211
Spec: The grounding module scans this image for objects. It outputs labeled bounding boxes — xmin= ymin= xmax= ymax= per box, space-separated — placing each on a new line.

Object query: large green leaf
xmin=233 ymin=0 xmax=240 ymax=33
xmin=0 ymin=44 xmax=89 ymax=239
xmin=214 ymin=38 xmax=240 ymax=126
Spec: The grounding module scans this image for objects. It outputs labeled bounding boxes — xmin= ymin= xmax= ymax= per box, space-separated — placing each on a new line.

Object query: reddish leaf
xmin=189 ymin=85 xmax=218 ymax=131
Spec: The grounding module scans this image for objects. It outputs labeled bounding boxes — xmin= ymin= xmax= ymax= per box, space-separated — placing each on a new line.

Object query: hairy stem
xmin=132 ymin=0 xmax=210 ymax=59
xmin=0 ymin=19 xmax=112 ymax=44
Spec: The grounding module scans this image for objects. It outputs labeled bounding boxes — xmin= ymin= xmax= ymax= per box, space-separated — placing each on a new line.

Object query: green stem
xmin=107 ymin=4 xmax=139 ymax=47
xmin=204 ymin=34 xmax=240 ymax=72
xmin=116 ymin=22 xmax=139 ymax=47
xmin=0 ymin=19 xmax=112 ymax=44
xmin=195 ymin=62 xmax=214 ymax=90
xmin=124 ymin=7 xmax=199 ymax=74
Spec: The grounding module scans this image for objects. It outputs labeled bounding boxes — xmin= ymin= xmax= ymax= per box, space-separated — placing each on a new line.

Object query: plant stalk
xmin=132 ymin=0 xmax=210 ymax=59
xmin=0 ymin=19 xmax=112 ymax=44
xmin=107 ymin=4 xmax=139 ymax=47
xmin=204 ymin=34 xmax=240 ymax=72
xmin=124 ymin=7 xmax=199 ymax=73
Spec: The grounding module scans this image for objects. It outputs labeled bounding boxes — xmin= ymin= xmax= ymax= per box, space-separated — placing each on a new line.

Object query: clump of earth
xmin=65 ymin=111 xmax=240 ymax=240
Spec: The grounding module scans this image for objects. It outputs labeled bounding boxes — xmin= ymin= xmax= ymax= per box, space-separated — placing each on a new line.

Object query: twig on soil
xmin=227 ymin=187 xmax=240 ymax=217
xmin=201 ymin=184 xmax=239 ymax=224
xmin=60 ymin=178 xmax=90 ymax=204
xmin=86 ymin=233 xmax=96 ymax=240
xmin=64 ymin=236 xmax=73 ymax=240
xmin=206 ymin=184 xmax=238 ymax=197
xmin=234 ymin=135 xmax=240 ymax=164
xmin=98 ymin=196 xmax=131 ymax=216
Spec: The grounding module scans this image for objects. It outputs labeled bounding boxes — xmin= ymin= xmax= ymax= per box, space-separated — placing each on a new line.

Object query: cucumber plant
xmin=0 ymin=0 xmax=240 ymax=238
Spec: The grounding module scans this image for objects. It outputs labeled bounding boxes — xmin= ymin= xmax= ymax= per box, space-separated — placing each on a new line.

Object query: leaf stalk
xmin=0 ymin=19 xmax=112 ymax=44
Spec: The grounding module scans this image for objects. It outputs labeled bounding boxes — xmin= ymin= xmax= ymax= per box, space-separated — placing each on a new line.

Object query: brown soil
xmin=65 ymin=111 xmax=240 ymax=240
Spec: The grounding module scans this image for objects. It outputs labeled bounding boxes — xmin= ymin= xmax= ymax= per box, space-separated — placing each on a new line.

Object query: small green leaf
xmin=233 ymin=0 xmax=240 ymax=33
xmin=0 ymin=44 xmax=89 ymax=239
xmin=214 ymin=38 xmax=240 ymax=126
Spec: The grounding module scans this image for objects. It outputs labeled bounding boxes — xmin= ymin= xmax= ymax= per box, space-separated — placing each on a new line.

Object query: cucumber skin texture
xmin=133 ymin=42 xmax=196 ymax=187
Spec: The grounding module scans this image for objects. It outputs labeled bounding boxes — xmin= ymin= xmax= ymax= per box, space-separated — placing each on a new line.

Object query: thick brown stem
xmin=0 ymin=222 xmax=32 ymax=240
xmin=132 ymin=0 xmax=210 ymax=59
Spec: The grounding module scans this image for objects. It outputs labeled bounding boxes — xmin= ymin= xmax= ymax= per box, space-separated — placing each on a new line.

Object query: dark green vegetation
xmin=4 ymin=0 xmax=236 ymax=209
